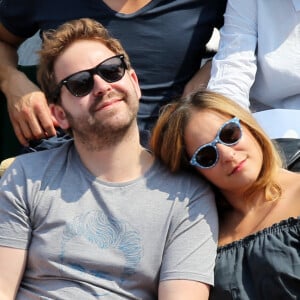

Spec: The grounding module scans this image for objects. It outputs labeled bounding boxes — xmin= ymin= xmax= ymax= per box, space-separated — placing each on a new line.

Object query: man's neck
xmin=74 ymin=128 xmax=154 ymax=182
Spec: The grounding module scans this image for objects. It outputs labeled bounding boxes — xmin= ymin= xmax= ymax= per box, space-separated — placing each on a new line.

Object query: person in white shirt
xmin=208 ymin=0 xmax=300 ymax=113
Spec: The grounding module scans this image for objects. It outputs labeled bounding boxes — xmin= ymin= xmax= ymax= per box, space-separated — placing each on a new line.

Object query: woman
xmin=151 ymin=90 xmax=300 ymax=299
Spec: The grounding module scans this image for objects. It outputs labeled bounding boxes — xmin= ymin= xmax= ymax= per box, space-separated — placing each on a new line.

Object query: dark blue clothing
xmin=210 ymin=217 xmax=300 ymax=300
xmin=21 ymin=129 xmax=151 ymax=153
xmin=0 ymin=0 xmax=226 ymax=131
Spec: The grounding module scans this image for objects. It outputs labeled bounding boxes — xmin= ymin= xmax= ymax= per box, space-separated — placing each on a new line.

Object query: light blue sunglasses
xmin=190 ymin=117 xmax=242 ymax=168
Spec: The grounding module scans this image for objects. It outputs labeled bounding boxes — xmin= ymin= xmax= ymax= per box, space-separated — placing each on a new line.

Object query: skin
xmin=53 ymin=40 xmax=141 ymax=150
xmin=184 ymin=109 xmax=300 ymax=246
xmin=102 ymin=0 xmax=151 ymax=13
xmin=0 ymin=23 xmax=57 ymax=146
xmin=182 ymin=60 xmax=212 ymax=98
xmin=0 ymin=248 xmax=27 ymax=300
xmin=0 ymin=40 xmax=211 ymax=299
xmin=184 ymin=110 xmax=263 ymax=198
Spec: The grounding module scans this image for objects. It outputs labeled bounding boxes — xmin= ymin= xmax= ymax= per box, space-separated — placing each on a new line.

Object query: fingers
xmin=8 ymin=91 xmax=57 ymax=146
xmin=12 ymin=122 xmax=30 ymax=147
xmin=35 ymin=102 xmax=57 ymax=137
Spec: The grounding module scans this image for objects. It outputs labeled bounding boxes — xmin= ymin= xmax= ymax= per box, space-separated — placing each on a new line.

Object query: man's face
xmin=52 ymin=40 xmax=141 ymax=148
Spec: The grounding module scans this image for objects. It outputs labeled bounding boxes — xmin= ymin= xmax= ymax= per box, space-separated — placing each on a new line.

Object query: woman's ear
xmin=49 ymin=103 xmax=70 ymax=130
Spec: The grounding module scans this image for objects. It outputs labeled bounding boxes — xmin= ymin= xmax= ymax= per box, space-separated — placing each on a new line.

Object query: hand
xmin=5 ymin=71 xmax=58 ymax=146
xmin=182 ymin=60 xmax=212 ymax=98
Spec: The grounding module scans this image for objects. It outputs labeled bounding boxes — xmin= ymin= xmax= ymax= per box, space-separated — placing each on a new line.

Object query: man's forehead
xmin=54 ymin=40 xmax=115 ymax=80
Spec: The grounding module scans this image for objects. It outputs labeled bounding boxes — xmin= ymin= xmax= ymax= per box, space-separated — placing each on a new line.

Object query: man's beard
xmin=64 ymin=101 xmax=138 ymax=151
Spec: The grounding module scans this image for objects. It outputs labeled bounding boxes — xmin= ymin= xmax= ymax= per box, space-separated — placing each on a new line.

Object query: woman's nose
xmin=217 ymin=143 xmax=236 ymax=162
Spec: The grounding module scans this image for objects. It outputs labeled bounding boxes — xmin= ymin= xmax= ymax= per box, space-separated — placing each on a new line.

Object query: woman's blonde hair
xmin=151 ymin=90 xmax=284 ymax=202
xmin=37 ymin=18 xmax=131 ymax=104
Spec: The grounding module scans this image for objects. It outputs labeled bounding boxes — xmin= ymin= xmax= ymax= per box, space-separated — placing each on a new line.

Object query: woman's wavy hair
xmin=151 ymin=89 xmax=284 ymax=202
xmin=37 ymin=18 xmax=131 ymax=104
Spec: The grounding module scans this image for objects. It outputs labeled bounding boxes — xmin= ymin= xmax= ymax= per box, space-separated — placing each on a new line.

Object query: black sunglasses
xmin=189 ymin=117 xmax=242 ymax=169
xmin=56 ymin=54 xmax=127 ymax=98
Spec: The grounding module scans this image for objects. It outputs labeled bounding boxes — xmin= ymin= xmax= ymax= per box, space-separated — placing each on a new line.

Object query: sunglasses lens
xmin=190 ymin=118 xmax=242 ymax=169
xmin=60 ymin=56 xmax=126 ymax=97
xmin=196 ymin=145 xmax=218 ymax=168
xmin=220 ymin=122 xmax=242 ymax=144
xmin=98 ymin=57 xmax=125 ymax=83
xmin=66 ymin=72 xmax=94 ymax=97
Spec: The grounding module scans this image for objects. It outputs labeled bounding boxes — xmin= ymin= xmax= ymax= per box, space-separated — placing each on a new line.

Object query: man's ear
xmin=129 ymin=69 xmax=142 ymax=100
xmin=49 ymin=103 xmax=70 ymax=130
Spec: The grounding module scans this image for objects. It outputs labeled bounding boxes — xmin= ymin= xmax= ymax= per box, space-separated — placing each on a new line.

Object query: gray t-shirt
xmin=0 ymin=141 xmax=218 ymax=299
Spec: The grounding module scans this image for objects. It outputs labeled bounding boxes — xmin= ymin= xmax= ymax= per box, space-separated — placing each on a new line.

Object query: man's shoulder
xmin=12 ymin=140 xmax=74 ymax=173
xmin=152 ymin=159 xmax=210 ymax=190
xmin=150 ymin=161 xmax=217 ymax=221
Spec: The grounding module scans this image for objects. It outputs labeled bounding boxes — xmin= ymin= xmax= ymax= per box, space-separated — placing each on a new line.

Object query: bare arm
xmin=0 ymin=24 xmax=57 ymax=146
xmin=159 ymin=280 xmax=210 ymax=300
xmin=0 ymin=246 xmax=27 ymax=299
xmin=182 ymin=60 xmax=212 ymax=97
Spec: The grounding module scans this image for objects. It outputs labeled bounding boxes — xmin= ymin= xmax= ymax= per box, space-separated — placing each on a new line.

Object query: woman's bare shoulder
xmin=280 ymin=168 xmax=300 ymax=185
xmin=279 ymin=169 xmax=300 ymax=212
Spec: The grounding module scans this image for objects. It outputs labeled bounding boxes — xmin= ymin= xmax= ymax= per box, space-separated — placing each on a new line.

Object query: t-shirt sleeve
xmin=159 ymin=177 xmax=218 ymax=285
xmin=0 ymin=0 xmax=38 ymax=37
xmin=0 ymin=159 xmax=32 ymax=249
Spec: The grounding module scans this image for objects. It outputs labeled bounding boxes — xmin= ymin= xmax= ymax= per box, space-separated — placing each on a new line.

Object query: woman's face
xmin=184 ymin=110 xmax=263 ymax=195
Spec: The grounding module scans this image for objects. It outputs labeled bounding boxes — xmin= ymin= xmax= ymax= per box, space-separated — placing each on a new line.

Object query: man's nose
xmin=92 ymin=74 xmax=112 ymax=95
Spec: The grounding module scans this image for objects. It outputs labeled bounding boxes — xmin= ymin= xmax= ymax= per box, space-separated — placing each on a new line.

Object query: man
xmin=0 ymin=19 xmax=218 ymax=299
